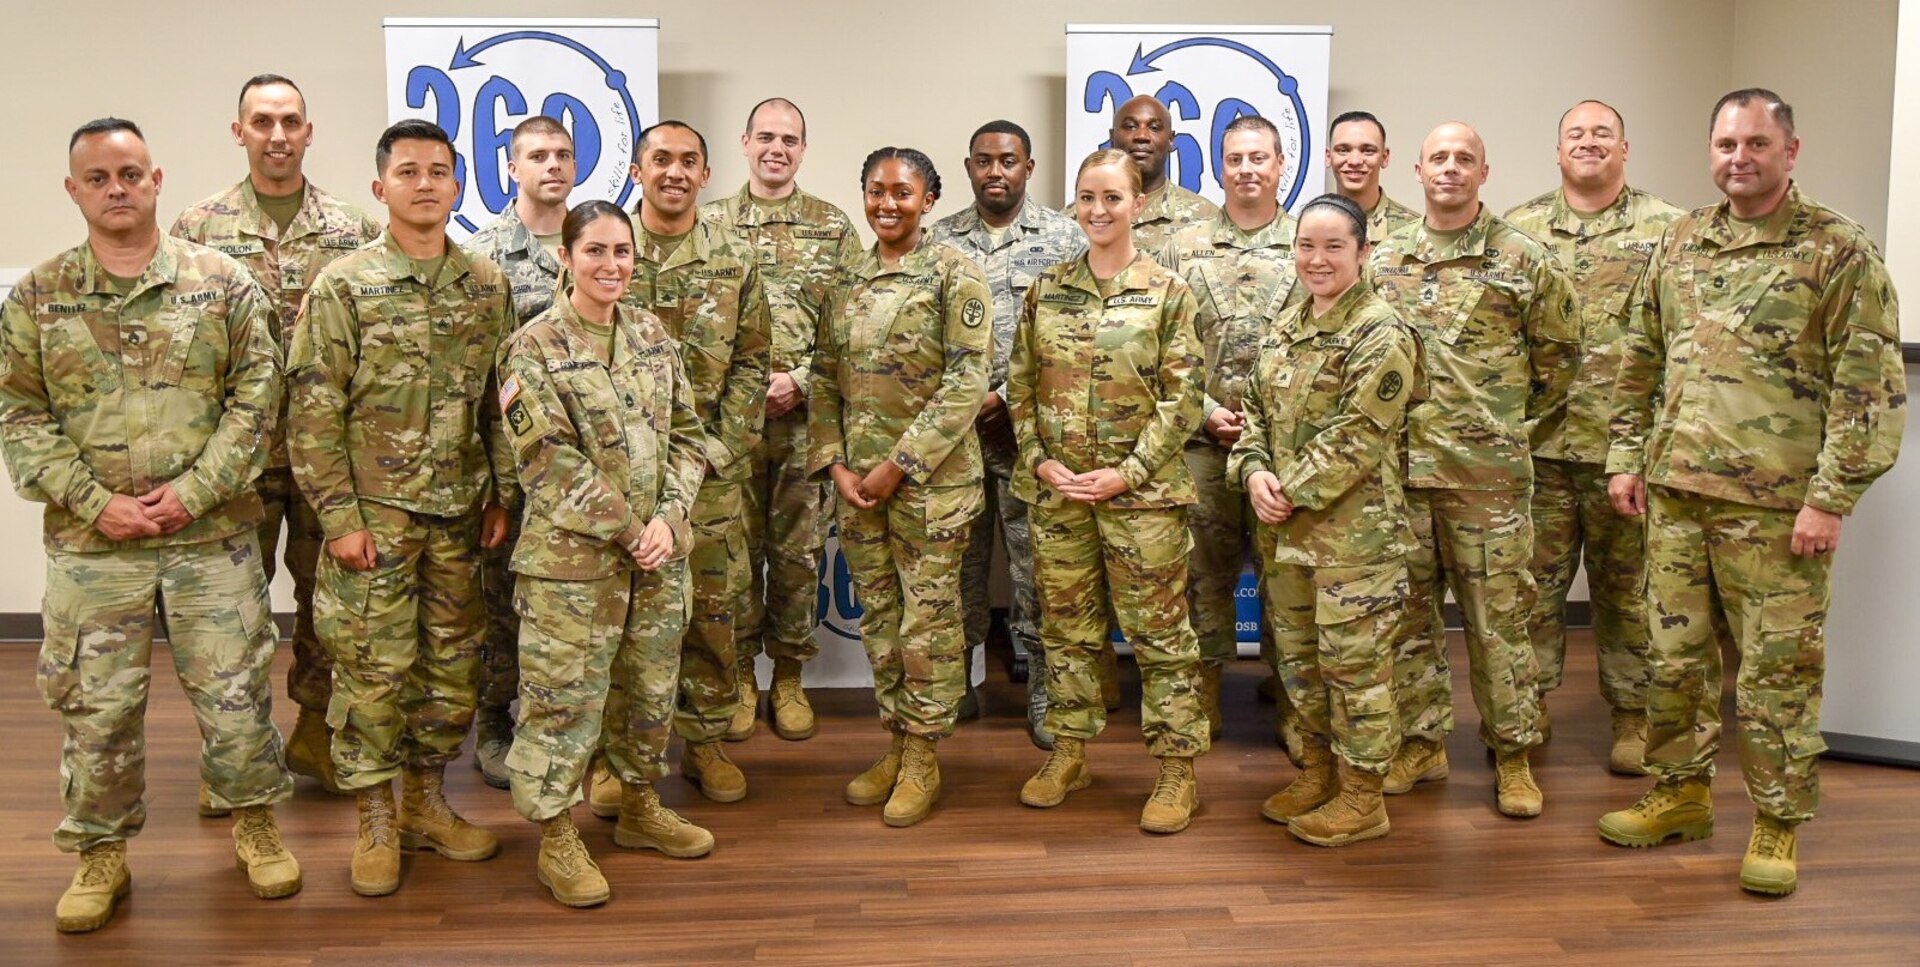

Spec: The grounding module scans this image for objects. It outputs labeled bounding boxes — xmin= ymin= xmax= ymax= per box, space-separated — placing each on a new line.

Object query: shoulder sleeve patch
xmin=499 ymin=373 xmax=522 ymax=411
xmin=963 ymin=298 xmax=986 ymax=327
xmin=1376 ymin=370 xmax=1404 ymax=402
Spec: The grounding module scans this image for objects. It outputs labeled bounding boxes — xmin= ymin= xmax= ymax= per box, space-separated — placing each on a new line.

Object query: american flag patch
xmin=499 ymin=374 xmax=522 ymax=411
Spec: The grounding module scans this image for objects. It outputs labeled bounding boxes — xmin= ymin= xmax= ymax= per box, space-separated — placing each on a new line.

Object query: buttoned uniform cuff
xmin=1603 ymin=448 xmax=1645 ymax=476
xmin=613 ymin=512 xmax=646 ymax=551
xmin=1118 ymin=455 xmax=1152 ymax=491
xmin=318 ymin=501 xmax=368 ymax=541
xmin=72 ymin=481 xmax=116 ymax=525
xmin=169 ymin=474 xmax=217 ymax=521
xmin=783 ymin=366 xmax=811 ymax=399
xmin=1801 ymin=480 xmax=1857 ymax=517
xmin=1232 ymin=458 xmax=1271 ymax=491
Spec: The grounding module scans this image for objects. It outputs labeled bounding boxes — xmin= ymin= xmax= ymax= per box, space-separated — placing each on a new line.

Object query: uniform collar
xmin=1291 ymin=280 xmax=1371 ymax=340
xmin=1137 ymin=182 xmax=1175 ymax=225
xmin=853 ymin=233 xmax=938 ymax=281
xmin=949 ymin=195 xmax=1049 ymax=248
xmin=1401 ymin=205 xmax=1496 ymax=264
xmin=490 ymin=204 xmax=564 ymax=275
xmin=721 ymin=183 xmax=814 ymax=227
xmin=1699 ymin=181 xmax=1803 ymax=252
xmin=553 ymin=294 xmax=654 ymax=363
xmin=1060 ymin=250 xmax=1157 ymax=296
xmin=1207 ymin=208 xmax=1295 ymax=250
xmin=236 ymin=177 xmax=326 ymax=243
xmin=79 ymin=232 xmax=180 ymax=297
xmin=1544 ymin=184 xmax=1636 ymax=238
xmin=377 ymin=228 xmax=471 ymax=288
xmin=633 ymin=206 xmax=717 ymax=270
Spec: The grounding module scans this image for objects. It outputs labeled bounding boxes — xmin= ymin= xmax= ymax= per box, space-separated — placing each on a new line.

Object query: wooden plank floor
xmin=1 ymin=631 xmax=1915 ymax=966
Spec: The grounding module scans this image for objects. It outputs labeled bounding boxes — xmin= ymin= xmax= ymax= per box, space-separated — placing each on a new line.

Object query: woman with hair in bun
xmin=1008 ymin=148 xmax=1210 ymax=834
xmin=496 ymin=200 xmax=711 ymax=907
xmin=1229 ymin=192 xmax=1423 ymax=847
xmin=809 ymin=148 xmax=991 ymax=828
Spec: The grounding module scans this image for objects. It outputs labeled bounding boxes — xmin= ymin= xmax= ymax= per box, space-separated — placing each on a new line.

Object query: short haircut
xmin=1711 ymin=87 xmax=1795 ymax=138
xmin=1223 ymin=114 xmax=1283 ymax=155
xmin=860 ymin=147 xmax=942 ymax=200
xmin=635 ymin=120 xmax=708 ymax=165
xmin=510 ymin=116 xmax=573 ymax=159
xmin=375 ymin=119 xmax=454 ymax=175
xmin=744 ymin=97 xmax=807 ymax=142
xmin=1328 ymin=110 xmax=1386 ymax=143
xmin=237 ymin=73 xmax=306 ymax=117
xmin=69 ymin=117 xmax=144 ymax=151
xmin=969 ymin=120 xmax=1032 ymax=158
xmin=1558 ymin=99 xmax=1626 ymax=137
xmin=1075 ymin=147 xmax=1143 ymax=195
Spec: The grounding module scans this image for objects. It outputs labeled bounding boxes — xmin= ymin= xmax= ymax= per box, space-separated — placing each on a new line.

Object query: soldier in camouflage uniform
xmin=497 ymin=201 xmax=711 ymax=908
xmin=1369 ymin=122 xmax=1578 ymax=818
xmin=1 ymin=119 xmax=300 ymax=932
xmin=170 ymin=74 xmax=380 ymax=802
xmin=1598 ymin=90 xmax=1905 ymax=898
xmin=288 ymin=121 xmax=516 ymax=897
xmin=464 ymin=115 xmax=575 ymax=788
xmin=928 ymin=119 xmax=1086 ymax=748
xmin=1162 ymin=116 xmax=1304 ymax=743
xmin=812 ymin=148 xmax=989 ymax=828
xmin=702 ymin=98 xmax=858 ymax=743
xmin=1231 ymin=193 xmax=1423 ymax=847
xmin=1326 ymin=111 xmax=1420 ymax=242
xmin=621 ymin=121 xmax=771 ymax=805
xmin=1107 ymin=95 xmax=1220 ymax=263
xmin=1013 ymin=150 xmax=1208 ymax=835
xmin=1504 ymin=100 xmax=1681 ymax=775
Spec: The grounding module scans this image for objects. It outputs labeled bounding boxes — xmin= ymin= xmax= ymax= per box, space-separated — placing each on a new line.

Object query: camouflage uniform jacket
xmin=465 ymin=203 xmax=563 ymax=321
xmin=928 ymin=195 xmax=1087 ymax=397
xmin=287 ymin=231 xmax=517 ymax=539
xmin=1606 ymin=183 xmax=1906 ymax=515
xmin=620 ymin=213 xmax=771 ymax=485
xmin=1505 ymin=184 xmax=1682 ymax=464
xmin=807 ymin=239 xmax=991 ymax=488
xmin=1370 ymin=205 xmax=1579 ymax=491
xmin=498 ymin=299 xmax=706 ymax=580
xmin=0 ymin=235 xmax=279 ymax=552
xmin=1007 ymin=252 xmax=1204 ymax=509
xmin=1162 ymin=209 xmax=1305 ymax=441
xmin=1228 ymin=284 xmax=1423 ymax=567
xmin=1366 ymin=191 xmax=1421 ymax=241
xmin=1133 ymin=182 xmax=1220 ymax=266
xmin=701 ymin=183 xmax=859 ymax=397
xmin=170 ymin=178 xmax=380 ymax=470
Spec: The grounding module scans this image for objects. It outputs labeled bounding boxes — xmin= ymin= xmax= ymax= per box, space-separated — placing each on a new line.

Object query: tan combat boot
xmin=1276 ymin=712 xmax=1307 ymax=768
xmin=1020 ymin=736 xmax=1091 ymax=807
xmin=1140 ymin=756 xmax=1199 ymax=834
xmin=472 ymin=705 xmax=513 ymax=790
xmin=399 ymin=766 xmax=501 ymax=861
xmin=350 ymin=783 xmax=401 ymax=896
xmin=883 ymin=735 xmax=941 ymax=828
xmin=1261 ymin=740 xmax=1337 ymax=823
xmin=1740 ymin=814 xmax=1799 ymax=896
xmin=588 ymin=758 xmax=622 ymax=820
xmin=232 ymin=805 xmax=302 ymax=898
xmin=1199 ymin=660 xmax=1224 ymax=741
xmin=1494 ymin=749 xmax=1543 ymax=818
xmin=55 ymin=841 xmax=130 ymax=933
xmin=1288 ymin=759 xmax=1390 ymax=847
xmin=1598 ymin=777 xmax=1714 ymax=847
xmin=614 ymin=780 xmax=715 ymax=857
xmin=725 ymin=663 xmax=758 ymax=741
xmin=1382 ymin=737 xmax=1450 ymax=795
xmin=681 ymin=741 xmax=747 ymax=803
xmin=1099 ymin=647 xmax=1121 ymax=711
xmin=199 ymin=782 xmax=231 ymax=818
xmin=1608 ymin=709 xmax=1650 ymax=776
xmin=769 ymin=657 xmax=817 ymax=740
xmin=537 ymin=813 xmax=610 ymax=908
xmin=286 ymin=706 xmax=345 ymax=793
xmin=846 ymin=734 xmax=906 ymax=805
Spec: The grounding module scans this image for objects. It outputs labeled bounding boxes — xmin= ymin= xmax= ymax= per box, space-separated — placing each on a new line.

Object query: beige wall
xmin=0 ymin=0 xmax=1901 ymax=612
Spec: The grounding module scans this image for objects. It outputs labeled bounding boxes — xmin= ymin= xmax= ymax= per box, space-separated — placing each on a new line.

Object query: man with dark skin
xmin=1106 ymin=95 xmax=1219 ymax=262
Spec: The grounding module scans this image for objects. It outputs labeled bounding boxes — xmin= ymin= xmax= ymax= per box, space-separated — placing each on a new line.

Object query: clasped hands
xmin=94 ymin=485 xmax=193 ymax=541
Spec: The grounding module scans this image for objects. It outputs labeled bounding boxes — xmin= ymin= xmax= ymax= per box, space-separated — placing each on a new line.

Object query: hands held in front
xmin=1038 ymin=460 xmax=1130 ymax=503
xmin=629 ymin=517 xmax=675 ymax=571
xmin=1244 ymin=470 xmax=1294 ymax=525
xmin=831 ymin=461 xmax=906 ymax=511
xmin=1204 ymin=407 xmax=1244 ymax=446
xmin=766 ymin=372 xmax=803 ymax=420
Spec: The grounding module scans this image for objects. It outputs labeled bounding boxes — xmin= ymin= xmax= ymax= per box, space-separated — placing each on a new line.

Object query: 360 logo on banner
xmin=1065 ymin=25 xmax=1332 ymax=211
xmin=383 ymin=18 xmax=660 ymax=240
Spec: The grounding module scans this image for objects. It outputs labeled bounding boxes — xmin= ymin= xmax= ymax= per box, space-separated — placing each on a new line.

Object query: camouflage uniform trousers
xmin=676 ymin=479 xmax=749 ymax=742
xmin=738 ymin=408 xmax=827 ymax=666
xmin=1265 ymin=559 xmax=1407 ymax=774
xmin=1032 ymin=499 xmax=1209 ymax=757
xmin=1184 ymin=444 xmax=1263 ymax=665
xmin=962 ymin=430 xmax=1039 ymax=666
xmin=476 ymin=512 xmax=524 ymax=714
xmin=1644 ymin=486 xmax=1830 ymax=824
xmin=840 ymin=485 xmax=976 ymax=737
xmin=1394 ymin=487 xmax=1545 ymax=755
xmin=504 ymin=561 xmax=690 ymax=821
xmin=1528 ymin=458 xmax=1649 ymax=711
xmin=256 ymin=467 xmax=329 ymax=712
xmin=315 ymin=502 xmax=485 ymax=789
xmin=38 ymin=533 xmax=292 ymax=852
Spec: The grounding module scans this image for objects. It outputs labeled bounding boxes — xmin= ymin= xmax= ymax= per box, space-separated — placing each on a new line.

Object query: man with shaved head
xmin=1504 ymin=101 xmax=1681 ymax=776
xmin=1108 ymin=94 xmax=1219 ymax=261
xmin=1369 ymin=121 xmax=1578 ymax=819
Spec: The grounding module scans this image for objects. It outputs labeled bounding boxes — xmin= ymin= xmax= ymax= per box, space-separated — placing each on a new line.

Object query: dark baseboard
xmin=1821 ymin=732 xmax=1920 ymax=768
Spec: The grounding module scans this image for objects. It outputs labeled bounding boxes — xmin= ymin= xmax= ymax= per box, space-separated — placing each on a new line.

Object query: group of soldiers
xmin=0 ymin=70 xmax=1903 ymax=929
